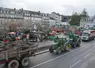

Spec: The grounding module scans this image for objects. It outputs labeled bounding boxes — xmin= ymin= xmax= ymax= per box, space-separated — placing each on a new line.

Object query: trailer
xmin=0 ymin=40 xmax=38 ymax=68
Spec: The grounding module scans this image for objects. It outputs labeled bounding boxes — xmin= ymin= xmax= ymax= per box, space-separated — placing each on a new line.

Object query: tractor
xmin=49 ymin=32 xmax=81 ymax=54
xmin=49 ymin=35 xmax=71 ymax=54
xmin=68 ymin=31 xmax=81 ymax=48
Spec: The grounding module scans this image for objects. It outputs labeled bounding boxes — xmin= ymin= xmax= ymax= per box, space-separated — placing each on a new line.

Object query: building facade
xmin=0 ymin=7 xmax=45 ymax=30
xmin=80 ymin=17 xmax=89 ymax=27
xmin=0 ymin=7 xmax=70 ymax=30
xmin=60 ymin=15 xmax=70 ymax=25
xmin=49 ymin=17 xmax=56 ymax=26
xmin=22 ymin=10 xmax=42 ymax=29
xmin=0 ymin=7 xmax=24 ymax=29
xmin=80 ymin=16 xmax=95 ymax=29
xmin=49 ymin=12 xmax=62 ymax=24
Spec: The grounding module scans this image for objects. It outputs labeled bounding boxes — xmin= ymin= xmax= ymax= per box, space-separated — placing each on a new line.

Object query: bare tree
xmin=4 ymin=21 xmax=24 ymax=32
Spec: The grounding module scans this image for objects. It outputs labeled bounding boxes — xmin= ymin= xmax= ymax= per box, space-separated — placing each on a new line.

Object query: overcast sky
xmin=0 ymin=0 xmax=95 ymax=16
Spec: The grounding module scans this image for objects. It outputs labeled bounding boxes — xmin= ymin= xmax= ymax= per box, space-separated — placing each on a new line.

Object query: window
xmin=33 ymin=15 xmax=35 ymax=16
xmin=10 ymin=11 xmax=13 ymax=14
xmin=28 ymin=17 xmax=30 ymax=19
xmin=34 ymin=18 xmax=35 ymax=20
xmin=30 ymin=17 xmax=31 ymax=19
xmin=35 ymin=18 xmax=36 ymax=20
xmin=32 ymin=17 xmax=34 ymax=20
xmin=3 ymin=11 xmax=5 ymax=13
xmin=1 ymin=20 xmax=2 ymax=24
xmin=29 ymin=14 xmax=30 ymax=16
xmin=25 ymin=13 xmax=26 ymax=16
xmin=6 ymin=11 xmax=8 ymax=13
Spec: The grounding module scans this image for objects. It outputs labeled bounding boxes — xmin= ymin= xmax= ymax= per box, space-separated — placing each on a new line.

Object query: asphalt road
xmin=1 ymin=40 xmax=95 ymax=68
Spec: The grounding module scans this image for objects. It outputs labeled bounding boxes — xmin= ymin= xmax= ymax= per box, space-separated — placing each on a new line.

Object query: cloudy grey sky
xmin=0 ymin=0 xmax=95 ymax=15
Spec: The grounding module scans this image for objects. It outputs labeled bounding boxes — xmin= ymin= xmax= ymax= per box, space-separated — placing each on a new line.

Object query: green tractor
xmin=49 ymin=32 xmax=81 ymax=54
xmin=68 ymin=31 xmax=81 ymax=48
xmin=49 ymin=36 xmax=71 ymax=54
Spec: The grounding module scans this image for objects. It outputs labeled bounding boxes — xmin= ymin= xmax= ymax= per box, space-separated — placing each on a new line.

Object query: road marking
xmin=31 ymin=43 xmax=90 ymax=68
xmin=80 ymin=52 xmax=95 ymax=68
xmin=69 ymin=60 xmax=81 ymax=68
xmin=84 ymin=53 xmax=91 ymax=58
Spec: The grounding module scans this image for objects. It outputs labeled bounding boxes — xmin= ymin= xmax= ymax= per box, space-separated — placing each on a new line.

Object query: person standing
xmin=22 ymin=34 xmax=26 ymax=41
xmin=26 ymin=34 xmax=30 ymax=42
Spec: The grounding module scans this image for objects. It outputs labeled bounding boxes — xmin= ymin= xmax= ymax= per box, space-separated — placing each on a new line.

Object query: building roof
xmin=61 ymin=15 xmax=71 ymax=22
xmin=23 ymin=10 xmax=40 ymax=15
xmin=0 ymin=7 xmax=41 ymax=15
xmin=50 ymin=17 xmax=55 ymax=20
xmin=52 ymin=12 xmax=60 ymax=16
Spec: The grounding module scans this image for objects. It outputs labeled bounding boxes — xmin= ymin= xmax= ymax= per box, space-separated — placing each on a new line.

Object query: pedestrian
xmin=22 ymin=34 xmax=25 ymax=41
xmin=26 ymin=34 xmax=30 ymax=41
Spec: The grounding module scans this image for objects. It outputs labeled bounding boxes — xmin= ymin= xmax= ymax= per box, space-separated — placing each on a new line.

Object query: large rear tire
xmin=8 ymin=59 xmax=19 ymax=68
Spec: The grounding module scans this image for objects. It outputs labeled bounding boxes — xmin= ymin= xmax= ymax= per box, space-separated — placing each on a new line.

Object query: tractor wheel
xmin=8 ymin=59 xmax=19 ymax=68
xmin=77 ymin=42 xmax=80 ymax=47
xmin=72 ymin=42 xmax=77 ymax=48
xmin=65 ymin=43 xmax=71 ymax=51
xmin=49 ymin=46 xmax=53 ymax=53
xmin=77 ymin=40 xmax=81 ymax=47
xmin=20 ymin=57 xmax=29 ymax=67
xmin=55 ymin=47 xmax=62 ymax=54
xmin=73 ymin=44 xmax=76 ymax=48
